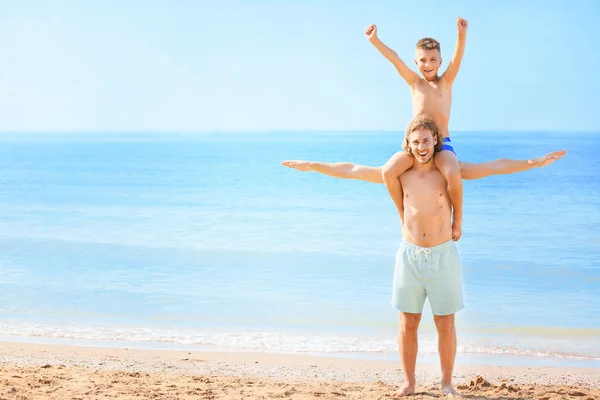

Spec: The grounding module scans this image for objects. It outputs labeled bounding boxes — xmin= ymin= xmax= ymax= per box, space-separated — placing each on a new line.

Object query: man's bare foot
xmin=392 ymin=383 xmax=415 ymax=397
xmin=441 ymin=383 xmax=463 ymax=397
xmin=530 ymin=150 xmax=567 ymax=168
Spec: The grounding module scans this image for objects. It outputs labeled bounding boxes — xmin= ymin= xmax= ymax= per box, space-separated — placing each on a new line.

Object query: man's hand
xmin=457 ymin=17 xmax=468 ymax=35
xmin=530 ymin=150 xmax=567 ymax=168
xmin=365 ymin=24 xmax=378 ymax=40
xmin=281 ymin=160 xmax=312 ymax=172
xmin=452 ymin=220 xmax=462 ymax=242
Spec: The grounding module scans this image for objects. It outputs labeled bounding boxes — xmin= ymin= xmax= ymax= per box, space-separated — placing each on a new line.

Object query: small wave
xmin=0 ymin=322 xmax=598 ymax=362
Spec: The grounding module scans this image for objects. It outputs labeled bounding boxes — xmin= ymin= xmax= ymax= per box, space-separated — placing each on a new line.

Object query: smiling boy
xmin=366 ymin=18 xmax=467 ymax=241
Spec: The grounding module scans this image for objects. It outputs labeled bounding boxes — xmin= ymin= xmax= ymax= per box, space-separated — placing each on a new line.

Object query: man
xmin=281 ymin=115 xmax=565 ymax=397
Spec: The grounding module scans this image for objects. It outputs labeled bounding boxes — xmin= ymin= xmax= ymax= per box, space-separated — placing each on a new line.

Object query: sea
xmin=0 ymin=130 xmax=598 ymax=367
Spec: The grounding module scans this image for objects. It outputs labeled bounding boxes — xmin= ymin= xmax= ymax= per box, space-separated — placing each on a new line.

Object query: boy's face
xmin=414 ymin=49 xmax=442 ymax=80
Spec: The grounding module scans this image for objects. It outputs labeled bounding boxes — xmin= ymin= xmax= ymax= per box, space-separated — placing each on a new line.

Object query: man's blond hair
xmin=402 ymin=114 xmax=444 ymax=155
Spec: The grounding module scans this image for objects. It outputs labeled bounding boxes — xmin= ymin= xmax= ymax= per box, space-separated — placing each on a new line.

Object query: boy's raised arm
xmin=442 ymin=17 xmax=468 ymax=85
xmin=366 ymin=24 xmax=420 ymax=86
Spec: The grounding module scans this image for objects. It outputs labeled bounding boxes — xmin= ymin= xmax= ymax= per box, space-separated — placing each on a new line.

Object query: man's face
xmin=415 ymin=49 xmax=441 ymax=80
xmin=408 ymin=128 xmax=437 ymax=164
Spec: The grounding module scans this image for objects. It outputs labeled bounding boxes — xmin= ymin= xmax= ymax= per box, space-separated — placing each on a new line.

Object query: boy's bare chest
xmin=411 ymin=82 xmax=452 ymax=121
xmin=413 ymin=81 xmax=449 ymax=100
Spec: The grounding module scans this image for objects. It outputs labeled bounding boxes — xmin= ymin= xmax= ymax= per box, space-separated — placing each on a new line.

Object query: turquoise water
xmin=0 ymin=131 xmax=598 ymax=366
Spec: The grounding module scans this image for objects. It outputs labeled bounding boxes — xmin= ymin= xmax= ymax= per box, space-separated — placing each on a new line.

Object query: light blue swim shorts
xmin=391 ymin=240 xmax=464 ymax=316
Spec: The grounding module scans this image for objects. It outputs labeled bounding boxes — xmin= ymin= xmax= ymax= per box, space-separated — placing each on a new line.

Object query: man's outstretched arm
xmin=459 ymin=150 xmax=567 ymax=180
xmin=282 ymin=150 xmax=566 ymax=183
xmin=281 ymin=160 xmax=383 ymax=184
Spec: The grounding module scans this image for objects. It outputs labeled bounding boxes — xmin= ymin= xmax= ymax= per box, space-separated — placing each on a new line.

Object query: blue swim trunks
xmin=441 ymin=137 xmax=456 ymax=155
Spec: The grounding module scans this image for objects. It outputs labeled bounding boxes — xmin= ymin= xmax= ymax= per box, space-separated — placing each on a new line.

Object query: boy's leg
xmin=434 ymin=151 xmax=463 ymax=241
xmin=458 ymin=150 xmax=567 ymax=180
xmin=382 ymin=152 xmax=414 ymax=222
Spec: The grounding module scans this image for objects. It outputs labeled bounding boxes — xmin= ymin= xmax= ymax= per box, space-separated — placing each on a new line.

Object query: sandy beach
xmin=0 ymin=341 xmax=598 ymax=399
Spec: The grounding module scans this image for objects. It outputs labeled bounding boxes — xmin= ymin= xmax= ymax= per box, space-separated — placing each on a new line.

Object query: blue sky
xmin=0 ymin=0 xmax=598 ymax=132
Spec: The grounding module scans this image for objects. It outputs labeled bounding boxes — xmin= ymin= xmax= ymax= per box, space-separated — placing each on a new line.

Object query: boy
xmin=366 ymin=18 xmax=467 ymax=241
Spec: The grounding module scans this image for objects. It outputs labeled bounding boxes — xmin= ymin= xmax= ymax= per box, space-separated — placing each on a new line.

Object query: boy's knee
xmin=382 ymin=152 xmax=414 ymax=182
xmin=440 ymin=166 xmax=461 ymax=183
xmin=439 ymin=157 xmax=460 ymax=171
xmin=381 ymin=163 xmax=393 ymax=177
xmin=435 ymin=152 xmax=459 ymax=169
xmin=382 ymin=163 xmax=402 ymax=183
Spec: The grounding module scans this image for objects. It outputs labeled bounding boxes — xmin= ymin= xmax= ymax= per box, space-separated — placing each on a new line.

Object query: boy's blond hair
xmin=415 ymin=37 xmax=441 ymax=53
xmin=403 ymin=114 xmax=444 ymax=155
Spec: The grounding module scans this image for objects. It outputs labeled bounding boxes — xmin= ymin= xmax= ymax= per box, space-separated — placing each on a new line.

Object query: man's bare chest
xmin=401 ymin=170 xmax=447 ymax=199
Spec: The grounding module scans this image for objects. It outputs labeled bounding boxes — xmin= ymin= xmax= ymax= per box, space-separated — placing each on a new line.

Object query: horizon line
xmin=0 ymin=129 xmax=598 ymax=134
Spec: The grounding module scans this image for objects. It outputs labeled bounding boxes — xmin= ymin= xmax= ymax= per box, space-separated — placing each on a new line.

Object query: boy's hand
xmin=365 ymin=24 xmax=378 ymax=40
xmin=457 ymin=17 xmax=468 ymax=35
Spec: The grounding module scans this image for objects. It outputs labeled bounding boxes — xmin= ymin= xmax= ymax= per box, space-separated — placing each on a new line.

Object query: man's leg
xmin=434 ymin=314 xmax=460 ymax=396
xmin=458 ymin=150 xmax=567 ymax=180
xmin=394 ymin=312 xmax=422 ymax=397
xmin=426 ymin=242 xmax=464 ymax=396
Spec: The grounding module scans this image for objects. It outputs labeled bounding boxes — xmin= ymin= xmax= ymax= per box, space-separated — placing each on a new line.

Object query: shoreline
xmin=1 ymin=340 xmax=599 ymax=399
xmin=2 ymin=333 xmax=599 ymax=369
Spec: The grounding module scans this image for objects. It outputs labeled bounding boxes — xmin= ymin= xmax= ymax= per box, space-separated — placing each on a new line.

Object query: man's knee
xmin=433 ymin=314 xmax=455 ymax=334
xmin=400 ymin=312 xmax=422 ymax=332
